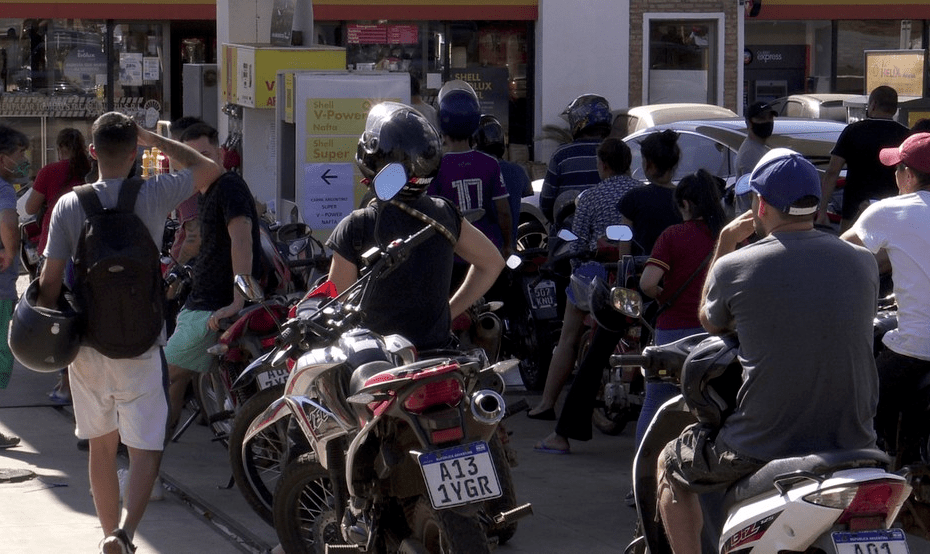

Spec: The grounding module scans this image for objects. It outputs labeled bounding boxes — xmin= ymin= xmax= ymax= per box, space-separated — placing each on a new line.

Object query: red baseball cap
xmin=879 ymin=132 xmax=930 ymax=173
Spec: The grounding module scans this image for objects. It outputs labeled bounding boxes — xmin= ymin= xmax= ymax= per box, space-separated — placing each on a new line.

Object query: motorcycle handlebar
xmin=609 ymin=354 xmax=650 ymax=368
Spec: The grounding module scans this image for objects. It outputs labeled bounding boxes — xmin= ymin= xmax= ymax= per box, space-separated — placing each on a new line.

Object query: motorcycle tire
xmin=410 ymin=496 xmax=490 ymax=554
xmin=481 ymin=432 xmax=519 ymax=545
xmin=228 ymin=384 xmax=286 ymax=526
xmin=517 ymin=317 xmax=558 ymax=392
xmin=273 ymin=452 xmax=338 ymax=554
xmin=515 ymin=220 xmax=548 ymax=253
xmin=194 ymin=369 xmax=236 ymax=446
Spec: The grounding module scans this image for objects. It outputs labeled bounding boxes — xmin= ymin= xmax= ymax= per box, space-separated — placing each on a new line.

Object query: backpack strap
xmin=116 ymin=176 xmax=145 ymax=213
xmin=73 ymin=184 xmax=105 ymax=218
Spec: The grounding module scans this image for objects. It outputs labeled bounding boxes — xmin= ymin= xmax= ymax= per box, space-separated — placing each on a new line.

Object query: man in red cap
xmin=842 ymin=132 xmax=930 ymax=461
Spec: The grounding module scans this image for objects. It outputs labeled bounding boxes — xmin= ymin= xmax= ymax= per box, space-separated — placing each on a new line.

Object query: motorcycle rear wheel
xmin=228 ymin=384 xmax=286 ymax=525
xmin=273 ymin=453 xmax=337 ymax=554
xmin=410 ymin=497 xmax=490 ymax=554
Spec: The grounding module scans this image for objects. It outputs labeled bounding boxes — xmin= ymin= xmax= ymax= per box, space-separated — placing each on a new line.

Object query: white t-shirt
xmin=852 ymin=190 xmax=930 ymax=360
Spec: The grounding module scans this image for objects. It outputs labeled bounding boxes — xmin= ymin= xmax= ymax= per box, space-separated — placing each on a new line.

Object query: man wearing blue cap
xmin=656 ymin=149 xmax=880 ymax=554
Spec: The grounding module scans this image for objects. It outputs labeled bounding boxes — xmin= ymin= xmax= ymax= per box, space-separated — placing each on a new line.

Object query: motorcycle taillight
xmin=403 ymin=378 xmax=464 ymax=414
xmin=803 ymin=479 xmax=910 ymax=529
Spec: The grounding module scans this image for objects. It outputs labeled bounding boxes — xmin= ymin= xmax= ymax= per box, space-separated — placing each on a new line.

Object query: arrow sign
xmin=321 ymin=168 xmax=337 ymax=185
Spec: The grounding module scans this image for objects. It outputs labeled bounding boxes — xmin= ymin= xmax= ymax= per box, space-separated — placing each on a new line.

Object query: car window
xmin=626 ymin=132 xmax=733 ymax=183
xmin=784 ymin=100 xmax=806 ymax=118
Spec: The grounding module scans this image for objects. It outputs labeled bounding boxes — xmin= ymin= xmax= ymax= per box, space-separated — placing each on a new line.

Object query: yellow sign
xmin=865 ymin=50 xmax=925 ymax=97
xmin=222 ymin=44 xmax=346 ymax=108
xmin=306 ymin=136 xmax=359 ymax=163
xmin=306 ymin=97 xmax=397 ymax=135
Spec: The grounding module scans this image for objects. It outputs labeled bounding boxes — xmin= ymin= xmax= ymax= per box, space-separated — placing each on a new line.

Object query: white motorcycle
xmin=613 ymin=333 xmax=913 ymax=554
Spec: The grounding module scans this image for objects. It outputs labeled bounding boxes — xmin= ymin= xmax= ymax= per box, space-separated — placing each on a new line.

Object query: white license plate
xmin=832 ymin=529 xmax=909 ymax=554
xmin=256 ymin=368 xmax=288 ymax=390
xmin=528 ymin=280 xmax=557 ymax=310
xmin=418 ymin=441 xmax=502 ymax=509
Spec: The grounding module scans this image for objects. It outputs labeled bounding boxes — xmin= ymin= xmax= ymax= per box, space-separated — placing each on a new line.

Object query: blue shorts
xmin=163 ymin=308 xmax=218 ymax=373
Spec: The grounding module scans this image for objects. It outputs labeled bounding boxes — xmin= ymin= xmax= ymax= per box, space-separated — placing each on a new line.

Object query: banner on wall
xmin=865 ymin=49 xmax=925 ymax=97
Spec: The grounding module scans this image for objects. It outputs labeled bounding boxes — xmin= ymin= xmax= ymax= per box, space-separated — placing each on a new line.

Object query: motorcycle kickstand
xmin=170 ymin=405 xmax=201 ymax=443
xmin=219 ymin=473 xmax=235 ymax=490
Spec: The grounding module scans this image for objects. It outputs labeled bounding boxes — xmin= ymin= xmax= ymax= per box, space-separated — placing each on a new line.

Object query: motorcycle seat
xmin=723 ymin=448 xmax=890 ymax=506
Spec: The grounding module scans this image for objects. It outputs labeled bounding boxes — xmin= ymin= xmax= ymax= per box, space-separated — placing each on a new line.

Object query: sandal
xmin=101 ymin=528 xmax=136 ymax=554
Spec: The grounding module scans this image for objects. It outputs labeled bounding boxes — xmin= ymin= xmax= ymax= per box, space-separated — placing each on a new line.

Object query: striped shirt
xmin=539 ymin=139 xmax=602 ymax=222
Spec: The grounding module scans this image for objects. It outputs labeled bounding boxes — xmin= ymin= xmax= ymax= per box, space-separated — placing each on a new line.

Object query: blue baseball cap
xmin=748 ymin=148 xmax=821 ymax=216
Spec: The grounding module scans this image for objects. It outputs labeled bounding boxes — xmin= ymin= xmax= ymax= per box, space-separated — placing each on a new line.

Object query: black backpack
xmin=73 ymin=177 xmax=164 ymax=359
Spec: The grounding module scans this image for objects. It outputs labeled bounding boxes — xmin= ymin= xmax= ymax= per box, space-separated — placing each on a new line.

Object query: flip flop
xmin=533 ymin=440 xmax=570 ymax=455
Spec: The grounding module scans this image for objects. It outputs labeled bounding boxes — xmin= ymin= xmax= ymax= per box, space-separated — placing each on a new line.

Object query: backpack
xmin=73 ymin=177 xmax=164 ymax=359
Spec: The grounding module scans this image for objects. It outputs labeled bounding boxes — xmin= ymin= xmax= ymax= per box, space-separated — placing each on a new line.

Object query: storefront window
xmin=837 ymin=20 xmax=923 ymax=93
xmin=318 ymin=20 xmax=531 ymax=146
xmin=646 ymin=17 xmax=721 ymax=104
xmin=0 ymin=19 xmax=168 ymax=178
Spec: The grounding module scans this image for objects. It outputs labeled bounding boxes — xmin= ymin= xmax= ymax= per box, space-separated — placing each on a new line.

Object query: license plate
xmin=832 ymin=529 xmax=909 ymax=554
xmin=418 ymin=441 xmax=502 ymax=509
xmin=256 ymin=368 xmax=288 ymax=390
xmin=528 ymin=280 xmax=557 ymax=310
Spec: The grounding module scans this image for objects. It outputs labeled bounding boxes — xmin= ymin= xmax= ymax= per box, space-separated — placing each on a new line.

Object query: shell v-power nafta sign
xmin=279 ymin=71 xmax=410 ymax=237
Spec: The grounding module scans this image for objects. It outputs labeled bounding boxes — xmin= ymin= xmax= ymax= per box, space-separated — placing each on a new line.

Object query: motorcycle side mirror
xmin=235 ymin=274 xmax=264 ymax=302
xmin=373 ymin=163 xmax=408 ymax=201
xmin=505 ymin=254 xmax=522 ymax=270
xmin=610 ymin=286 xmax=643 ymax=318
xmin=606 ymin=224 xmax=633 ymax=242
xmin=556 ymin=229 xmax=578 ymax=242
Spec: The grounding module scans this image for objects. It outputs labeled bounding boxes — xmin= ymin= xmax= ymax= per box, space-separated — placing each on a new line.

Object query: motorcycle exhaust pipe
xmin=470 ymin=389 xmax=505 ymax=426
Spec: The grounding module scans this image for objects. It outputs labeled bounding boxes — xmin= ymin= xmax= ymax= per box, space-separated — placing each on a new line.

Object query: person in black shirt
xmin=818 ymin=85 xmax=910 ymax=231
xmin=164 ymin=123 xmax=265 ymax=429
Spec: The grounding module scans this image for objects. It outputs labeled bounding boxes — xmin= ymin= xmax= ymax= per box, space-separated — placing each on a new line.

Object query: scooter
xmin=614 ymin=334 xmax=913 ymax=554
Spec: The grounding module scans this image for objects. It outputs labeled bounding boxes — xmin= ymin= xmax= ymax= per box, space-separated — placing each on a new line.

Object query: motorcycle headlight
xmin=610 ymin=287 xmax=642 ymax=318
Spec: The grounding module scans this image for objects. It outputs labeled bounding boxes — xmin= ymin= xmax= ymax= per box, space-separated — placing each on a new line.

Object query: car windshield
xmin=627 ymin=130 xmax=733 ymax=183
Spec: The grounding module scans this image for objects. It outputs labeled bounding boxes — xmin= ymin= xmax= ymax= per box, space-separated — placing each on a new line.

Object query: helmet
xmin=680 ymin=334 xmax=742 ymax=427
xmin=9 ymin=279 xmax=83 ymax=372
xmin=474 ymin=114 xmax=505 ymax=158
xmin=561 ymin=94 xmax=612 ymax=139
xmin=438 ymin=80 xmax=481 ymax=140
xmin=356 ymin=102 xmax=442 ymax=198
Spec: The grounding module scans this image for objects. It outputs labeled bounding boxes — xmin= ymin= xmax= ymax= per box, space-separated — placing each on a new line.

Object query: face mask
xmin=3 ymin=157 xmax=30 ymax=180
xmin=751 ymin=121 xmax=774 ymax=139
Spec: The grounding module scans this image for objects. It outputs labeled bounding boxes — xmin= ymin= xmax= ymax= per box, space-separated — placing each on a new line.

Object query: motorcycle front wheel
xmin=228 ymin=384 xmax=286 ymax=525
xmin=195 ymin=368 xmax=236 ymax=446
xmin=273 ymin=453 xmax=339 ymax=554
xmin=410 ymin=497 xmax=490 ymax=554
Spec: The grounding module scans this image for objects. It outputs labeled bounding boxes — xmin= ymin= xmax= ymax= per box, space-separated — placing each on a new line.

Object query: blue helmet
xmin=438 ymin=80 xmax=481 ymax=140
xmin=561 ymin=94 xmax=612 ymax=139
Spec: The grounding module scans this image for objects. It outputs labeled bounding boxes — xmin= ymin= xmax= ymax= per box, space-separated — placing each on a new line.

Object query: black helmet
xmin=438 ymin=80 xmax=481 ymax=140
xmin=474 ymin=114 xmax=505 ymax=159
xmin=680 ymin=334 xmax=742 ymax=428
xmin=10 ymin=279 xmax=83 ymax=373
xmin=561 ymin=94 xmax=612 ymax=139
xmin=356 ymin=102 xmax=441 ymax=199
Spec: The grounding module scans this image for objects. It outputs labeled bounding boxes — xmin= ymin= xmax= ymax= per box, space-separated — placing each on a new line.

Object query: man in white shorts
xmin=38 ymin=112 xmax=221 ymax=554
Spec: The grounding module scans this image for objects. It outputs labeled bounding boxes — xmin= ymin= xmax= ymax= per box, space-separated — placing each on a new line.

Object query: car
xmin=623 ymin=117 xmax=846 ymax=222
xmin=767 ymin=94 xmax=859 ymax=123
xmin=611 ymin=103 xmax=739 ymax=137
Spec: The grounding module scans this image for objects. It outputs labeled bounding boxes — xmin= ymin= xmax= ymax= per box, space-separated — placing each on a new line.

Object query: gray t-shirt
xmin=734 ymin=138 xmax=769 ymax=176
xmin=702 ymin=230 xmax=879 ymax=461
xmin=45 ymin=170 xmax=194 ymax=262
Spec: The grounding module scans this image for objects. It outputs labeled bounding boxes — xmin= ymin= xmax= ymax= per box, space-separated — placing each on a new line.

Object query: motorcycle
xmin=614 ymin=333 xmax=914 ymax=554
xmin=578 ymin=224 xmax=653 ymax=436
xmin=242 ymin=163 xmax=532 ymax=552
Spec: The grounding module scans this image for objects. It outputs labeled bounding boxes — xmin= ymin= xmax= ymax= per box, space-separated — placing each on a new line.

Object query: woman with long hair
xmin=25 ymin=127 xmax=91 ymax=404
xmin=635 ymin=168 xmax=726 ymax=445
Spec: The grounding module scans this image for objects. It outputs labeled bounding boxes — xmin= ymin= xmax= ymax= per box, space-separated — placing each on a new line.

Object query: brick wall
xmin=628 ymin=0 xmax=740 ymax=111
